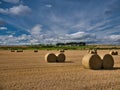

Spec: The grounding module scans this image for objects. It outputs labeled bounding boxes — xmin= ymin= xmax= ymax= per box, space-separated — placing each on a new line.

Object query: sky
xmin=0 ymin=0 xmax=120 ymax=45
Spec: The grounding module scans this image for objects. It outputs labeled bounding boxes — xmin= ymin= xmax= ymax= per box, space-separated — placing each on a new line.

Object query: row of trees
xmin=56 ymin=42 xmax=86 ymax=46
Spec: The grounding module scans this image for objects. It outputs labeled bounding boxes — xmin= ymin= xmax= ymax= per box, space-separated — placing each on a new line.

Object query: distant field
xmin=0 ymin=50 xmax=120 ymax=90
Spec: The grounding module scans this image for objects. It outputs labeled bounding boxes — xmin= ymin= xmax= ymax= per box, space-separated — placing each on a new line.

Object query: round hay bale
xmin=109 ymin=51 xmax=114 ymax=55
xmin=11 ymin=50 xmax=15 ymax=52
xmin=45 ymin=53 xmax=57 ymax=62
xmin=82 ymin=54 xmax=102 ymax=70
xmin=114 ymin=51 xmax=118 ymax=55
xmin=100 ymin=54 xmax=114 ymax=69
xmin=56 ymin=53 xmax=66 ymax=62
xmin=59 ymin=49 xmax=65 ymax=53
xmin=89 ymin=50 xmax=97 ymax=54
xmin=17 ymin=50 xmax=23 ymax=52
xmin=34 ymin=50 xmax=38 ymax=52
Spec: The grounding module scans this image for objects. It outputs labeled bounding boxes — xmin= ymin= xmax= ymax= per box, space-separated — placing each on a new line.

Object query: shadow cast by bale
xmin=98 ymin=67 xmax=120 ymax=70
xmin=56 ymin=61 xmax=74 ymax=63
xmin=113 ymin=67 xmax=120 ymax=70
xmin=64 ymin=61 xmax=74 ymax=63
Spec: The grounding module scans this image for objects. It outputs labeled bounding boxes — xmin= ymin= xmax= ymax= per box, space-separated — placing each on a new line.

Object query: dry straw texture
xmin=100 ymin=54 xmax=114 ymax=69
xmin=56 ymin=53 xmax=66 ymax=62
xmin=82 ymin=54 xmax=102 ymax=70
xmin=45 ymin=53 xmax=57 ymax=62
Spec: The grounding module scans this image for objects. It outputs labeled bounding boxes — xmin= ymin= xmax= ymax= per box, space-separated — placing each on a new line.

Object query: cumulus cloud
xmin=0 ymin=34 xmax=32 ymax=45
xmin=0 ymin=4 xmax=31 ymax=16
xmin=0 ymin=27 xmax=7 ymax=30
xmin=3 ymin=0 xmax=20 ymax=4
xmin=31 ymin=24 xmax=42 ymax=35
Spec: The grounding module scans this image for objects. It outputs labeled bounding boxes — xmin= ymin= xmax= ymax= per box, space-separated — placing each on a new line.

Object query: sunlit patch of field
xmin=0 ymin=50 xmax=120 ymax=90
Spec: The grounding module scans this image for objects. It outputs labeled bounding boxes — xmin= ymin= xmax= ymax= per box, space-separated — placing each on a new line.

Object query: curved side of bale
xmin=45 ymin=53 xmax=57 ymax=62
xmin=56 ymin=53 xmax=66 ymax=62
xmin=82 ymin=54 xmax=102 ymax=70
xmin=100 ymin=54 xmax=114 ymax=69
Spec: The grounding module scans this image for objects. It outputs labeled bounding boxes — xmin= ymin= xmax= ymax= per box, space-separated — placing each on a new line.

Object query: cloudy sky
xmin=0 ymin=0 xmax=120 ymax=45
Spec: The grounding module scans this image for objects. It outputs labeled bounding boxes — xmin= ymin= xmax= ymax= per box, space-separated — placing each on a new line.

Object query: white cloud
xmin=108 ymin=35 xmax=120 ymax=41
xmin=9 ymin=4 xmax=31 ymax=15
xmin=31 ymin=24 xmax=42 ymax=35
xmin=30 ymin=39 xmax=39 ymax=43
xmin=0 ymin=27 xmax=7 ymax=30
xmin=0 ymin=4 xmax=31 ymax=16
xmin=45 ymin=4 xmax=52 ymax=8
xmin=3 ymin=0 xmax=19 ymax=4
xmin=65 ymin=31 xmax=96 ymax=40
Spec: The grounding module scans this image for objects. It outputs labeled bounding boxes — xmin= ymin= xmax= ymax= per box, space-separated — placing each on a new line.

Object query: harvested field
xmin=0 ymin=50 xmax=120 ymax=90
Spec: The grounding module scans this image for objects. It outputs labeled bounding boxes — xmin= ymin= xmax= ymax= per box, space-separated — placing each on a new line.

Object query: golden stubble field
xmin=0 ymin=50 xmax=120 ymax=90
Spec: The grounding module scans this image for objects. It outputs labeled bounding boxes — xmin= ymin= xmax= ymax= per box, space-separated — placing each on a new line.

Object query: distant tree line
xmin=56 ymin=42 xmax=86 ymax=46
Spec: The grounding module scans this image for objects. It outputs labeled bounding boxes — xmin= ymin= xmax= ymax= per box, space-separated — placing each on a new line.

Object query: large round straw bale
xmin=100 ymin=54 xmax=114 ymax=69
xmin=82 ymin=54 xmax=102 ymax=69
xmin=56 ymin=53 xmax=66 ymax=62
xmin=45 ymin=53 xmax=57 ymax=62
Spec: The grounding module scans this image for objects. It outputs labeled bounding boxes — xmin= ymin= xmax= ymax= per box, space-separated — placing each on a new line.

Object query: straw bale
xmin=45 ymin=53 xmax=57 ymax=62
xmin=11 ymin=50 xmax=15 ymax=52
xmin=100 ymin=54 xmax=114 ymax=69
xmin=109 ymin=51 xmax=115 ymax=55
xmin=17 ymin=50 xmax=23 ymax=52
xmin=56 ymin=53 xmax=66 ymax=62
xmin=59 ymin=49 xmax=65 ymax=53
xmin=89 ymin=50 xmax=97 ymax=54
xmin=34 ymin=50 xmax=38 ymax=52
xmin=82 ymin=54 xmax=102 ymax=69
xmin=114 ymin=51 xmax=118 ymax=55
